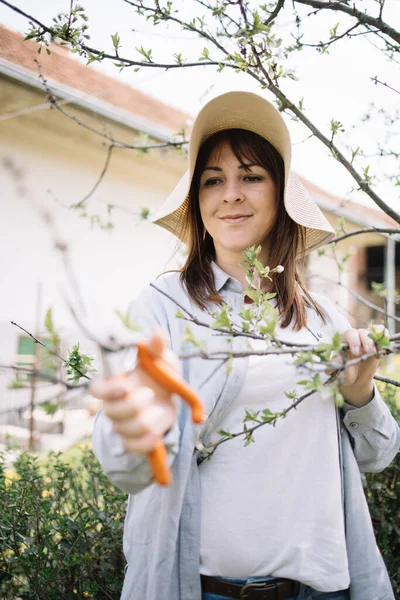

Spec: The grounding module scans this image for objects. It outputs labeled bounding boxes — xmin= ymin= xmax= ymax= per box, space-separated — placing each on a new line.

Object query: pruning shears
xmin=64 ymin=296 xmax=204 ymax=486
xmin=100 ymin=338 xmax=204 ymax=485
xmin=54 ymin=220 xmax=204 ymax=485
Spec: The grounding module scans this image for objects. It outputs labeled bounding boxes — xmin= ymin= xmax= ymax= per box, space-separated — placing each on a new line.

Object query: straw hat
xmin=151 ymin=91 xmax=335 ymax=255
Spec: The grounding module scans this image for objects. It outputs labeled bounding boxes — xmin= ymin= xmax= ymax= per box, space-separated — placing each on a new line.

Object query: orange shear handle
xmin=136 ymin=340 xmax=205 ymax=486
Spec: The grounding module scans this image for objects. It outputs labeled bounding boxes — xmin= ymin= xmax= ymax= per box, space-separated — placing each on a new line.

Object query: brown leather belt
xmin=200 ymin=575 xmax=301 ymax=600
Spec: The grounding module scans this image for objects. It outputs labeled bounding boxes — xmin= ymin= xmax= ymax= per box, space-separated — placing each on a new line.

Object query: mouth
xmin=219 ymin=214 xmax=252 ymax=224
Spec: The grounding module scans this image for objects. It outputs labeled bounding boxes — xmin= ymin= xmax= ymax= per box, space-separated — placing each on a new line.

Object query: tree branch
xmin=374 ymin=374 xmax=400 ymax=387
xmin=198 ymin=372 xmax=339 ymax=463
xmin=3 ymin=0 xmax=399 ymax=223
xmin=331 ymin=227 xmax=400 ymax=243
xmin=293 ymin=0 xmax=400 ymax=45
xmin=309 ymin=274 xmax=400 ymax=324
xmin=0 ymin=364 xmax=88 ymax=389
xmin=10 ymin=320 xmax=92 ymax=381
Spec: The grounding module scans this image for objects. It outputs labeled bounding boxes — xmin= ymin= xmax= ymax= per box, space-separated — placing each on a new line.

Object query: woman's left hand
xmin=328 ymin=325 xmax=388 ymax=407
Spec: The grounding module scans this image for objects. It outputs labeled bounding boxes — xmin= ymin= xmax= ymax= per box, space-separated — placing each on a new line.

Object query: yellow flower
xmin=83 ymin=592 xmax=91 ymax=598
xmin=42 ymin=489 xmax=55 ymax=498
xmin=4 ymin=470 xmax=20 ymax=486
xmin=73 ymin=589 xmax=78 ymax=595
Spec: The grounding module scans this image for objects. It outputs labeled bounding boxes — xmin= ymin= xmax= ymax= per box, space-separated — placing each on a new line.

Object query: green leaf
xmin=217 ymin=429 xmax=233 ymax=439
xmin=334 ymin=389 xmax=344 ymax=408
xmin=284 ymin=389 xmax=298 ymax=400
xmin=173 ymin=52 xmax=184 ymax=65
xmin=41 ymin=401 xmax=62 ymax=417
xmin=44 ymin=307 xmax=56 ymax=335
xmin=182 ymin=327 xmax=207 ymax=351
xmin=332 ymin=332 xmax=342 ymax=351
xmin=244 ymin=431 xmax=255 ymax=447
xmin=368 ymin=331 xmax=390 ymax=349
xmin=244 ymin=409 xmax=260 ymax=423
xmin=140 ymin=206 xmax=151 ymax=220
xmin=261 ymin=408 xmax=277 ymax=422
xmin=329 ymin=22 xmax=340 ymax=40
xmin=136 ymin=45 xmax=153 ymax=62
xmin=111 ymin=32 xmax=121 ymax=52
xmin=330 ymin=118 xmax=345 ymax=136
xmin=211 ymin=303 xmax=232 ymax=330
xmin=86 ymin=50 xmax=103 ymax=65
xmin=114 ymin=309 xmax=140 ymax=332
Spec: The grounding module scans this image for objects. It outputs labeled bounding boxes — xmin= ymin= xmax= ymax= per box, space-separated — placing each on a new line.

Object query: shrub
xmin=0 ymin=447 xmax=127 ymax=599
xmin=0 ymin=385 xmax=398 ymax=599
xmin=364 ymin=383 xmax=400 ymax=598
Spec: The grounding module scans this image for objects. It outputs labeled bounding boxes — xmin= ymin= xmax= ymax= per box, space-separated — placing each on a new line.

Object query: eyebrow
xmin=202 ymin=163 xmax=260 ymax=173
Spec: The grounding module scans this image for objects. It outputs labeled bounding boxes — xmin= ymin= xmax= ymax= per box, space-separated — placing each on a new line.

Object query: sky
xmin=1 ymin=0 xmax=399 ymax=211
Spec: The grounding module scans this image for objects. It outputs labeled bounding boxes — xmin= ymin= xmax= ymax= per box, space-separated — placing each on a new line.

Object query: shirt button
xmin=350 ymin=422 xmax=359 ymax=428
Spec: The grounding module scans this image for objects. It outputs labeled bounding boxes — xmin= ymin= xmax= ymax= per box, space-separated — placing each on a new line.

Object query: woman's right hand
xmin=89 ymin=330 xmax=178 ymax=454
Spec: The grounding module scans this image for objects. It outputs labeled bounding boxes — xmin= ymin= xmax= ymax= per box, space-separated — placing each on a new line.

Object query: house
xmin=303 ymin=179 xmax=399 ymax=334
xmin=0 ymin=25 xmax=398 ymax=447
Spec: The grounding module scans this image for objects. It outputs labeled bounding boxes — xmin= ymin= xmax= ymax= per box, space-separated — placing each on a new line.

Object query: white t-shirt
xmin=199 ymin=328 xmax=350 ymax=592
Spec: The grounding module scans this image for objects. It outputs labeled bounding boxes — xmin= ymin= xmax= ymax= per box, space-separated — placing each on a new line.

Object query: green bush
xmin=364 ymin=383 xmax=400 ymax=598
xmin=0 ymin=447 xmax=127 ymax=599
xmin=0 ymin=386 xmax=398 ymax=599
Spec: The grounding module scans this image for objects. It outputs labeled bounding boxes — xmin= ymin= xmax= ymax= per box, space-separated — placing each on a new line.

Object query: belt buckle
xmin=239 ymin=581 xmax=275 ymax=600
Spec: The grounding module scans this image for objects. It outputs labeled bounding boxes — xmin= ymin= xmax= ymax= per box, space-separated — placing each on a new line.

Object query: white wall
xmin=0 ymin=90 xmax=186 ymax=408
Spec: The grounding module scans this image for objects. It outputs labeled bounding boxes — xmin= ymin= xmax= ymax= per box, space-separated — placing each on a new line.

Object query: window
xmin=16 ymin=336 xmax=59 ymax=384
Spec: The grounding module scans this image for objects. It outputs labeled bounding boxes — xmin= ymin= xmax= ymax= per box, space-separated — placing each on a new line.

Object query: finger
xmin=103 ymin=387 xmax=155 ymax=422
xmin=89 ymin=374 xmax=131 ymax=401
xmin=146 ymin=328 xmax=167 ymax=358
xmin=325 ymin=352 xmax=343 ymax=375
xmin=359 ymin=329 xmax=377 ymax=355
xmin=112 ymin=404 xmax=172 ymax=438
xmin=342 ymin=329 xmax=362 ymax=356
xmin=122 ymin=432 xmax=162 ymax=454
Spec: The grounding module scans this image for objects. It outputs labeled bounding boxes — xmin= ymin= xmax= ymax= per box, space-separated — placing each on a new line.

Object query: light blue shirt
xmin=93 ymin=264 xmax=399 ymax=600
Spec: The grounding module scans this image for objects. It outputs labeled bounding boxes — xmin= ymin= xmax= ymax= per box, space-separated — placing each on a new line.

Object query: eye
xmin=244 ymin=175 xmax=262 ymax=182
xmin=203 ymin=178 xmax=222 ymax=187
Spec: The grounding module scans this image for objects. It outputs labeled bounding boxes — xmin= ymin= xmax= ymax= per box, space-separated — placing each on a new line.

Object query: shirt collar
xmin=211 ymin=261 xmax=243 ymax=293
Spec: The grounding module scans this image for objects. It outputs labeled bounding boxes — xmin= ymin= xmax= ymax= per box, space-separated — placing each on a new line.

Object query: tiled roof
xmin=0 ymin=25 xmax=192 ymax=134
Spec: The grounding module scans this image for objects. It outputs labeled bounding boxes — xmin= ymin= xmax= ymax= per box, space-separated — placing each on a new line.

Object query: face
xmin=198 ymin=140 xmax=279 ymax=265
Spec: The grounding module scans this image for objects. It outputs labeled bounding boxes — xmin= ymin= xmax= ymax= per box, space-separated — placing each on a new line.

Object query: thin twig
xmin=72 ymin=144 xmax=115 ymax=209
xmin=180 ymin=338 xmax=398 ymax=361
xmin=36 ymin=63 xmax=188 ymax=151
xmin=293 ymin=0 xmax=400 ymax=45
xmin=309 ymin=274 xmax=400 ymax=324
xmin=198 ymin=372 xmax=340 ymax=462
xmin=0 ymin=364 xmax=88 ymax=389
xmin=371 ymin=76 xmax=400 ymax=96
xmin=150 ymin=282 xmax=315 ymax=347
xmin=198 ymin=357 xmax=229 ymax=390
xmin=10 ymin=320 xmax=91 ymax=381
xmin=331 ymin=227 xmax=400 ymax=243
xmin=374 ymin=374 xmax=400 ymax=387
xmin=4 ymin=0 xmax=398 ymax=223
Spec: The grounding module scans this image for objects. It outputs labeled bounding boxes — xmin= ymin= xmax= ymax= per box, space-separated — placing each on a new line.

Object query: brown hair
xmin=178 ymin=129 xmax=326 ymax=330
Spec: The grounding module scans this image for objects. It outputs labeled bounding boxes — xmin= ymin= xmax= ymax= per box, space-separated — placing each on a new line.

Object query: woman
xmin=91 ymin=92 xmax=399 ymax=600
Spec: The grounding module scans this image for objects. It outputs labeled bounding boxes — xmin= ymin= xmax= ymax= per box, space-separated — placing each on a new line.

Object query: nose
xmin=223 ymin=181 xmax=245 ymax=204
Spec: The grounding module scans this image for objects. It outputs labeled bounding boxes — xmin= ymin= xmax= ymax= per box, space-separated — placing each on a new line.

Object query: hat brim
xmin=151 ymin=91 xmax=335 ymax=255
